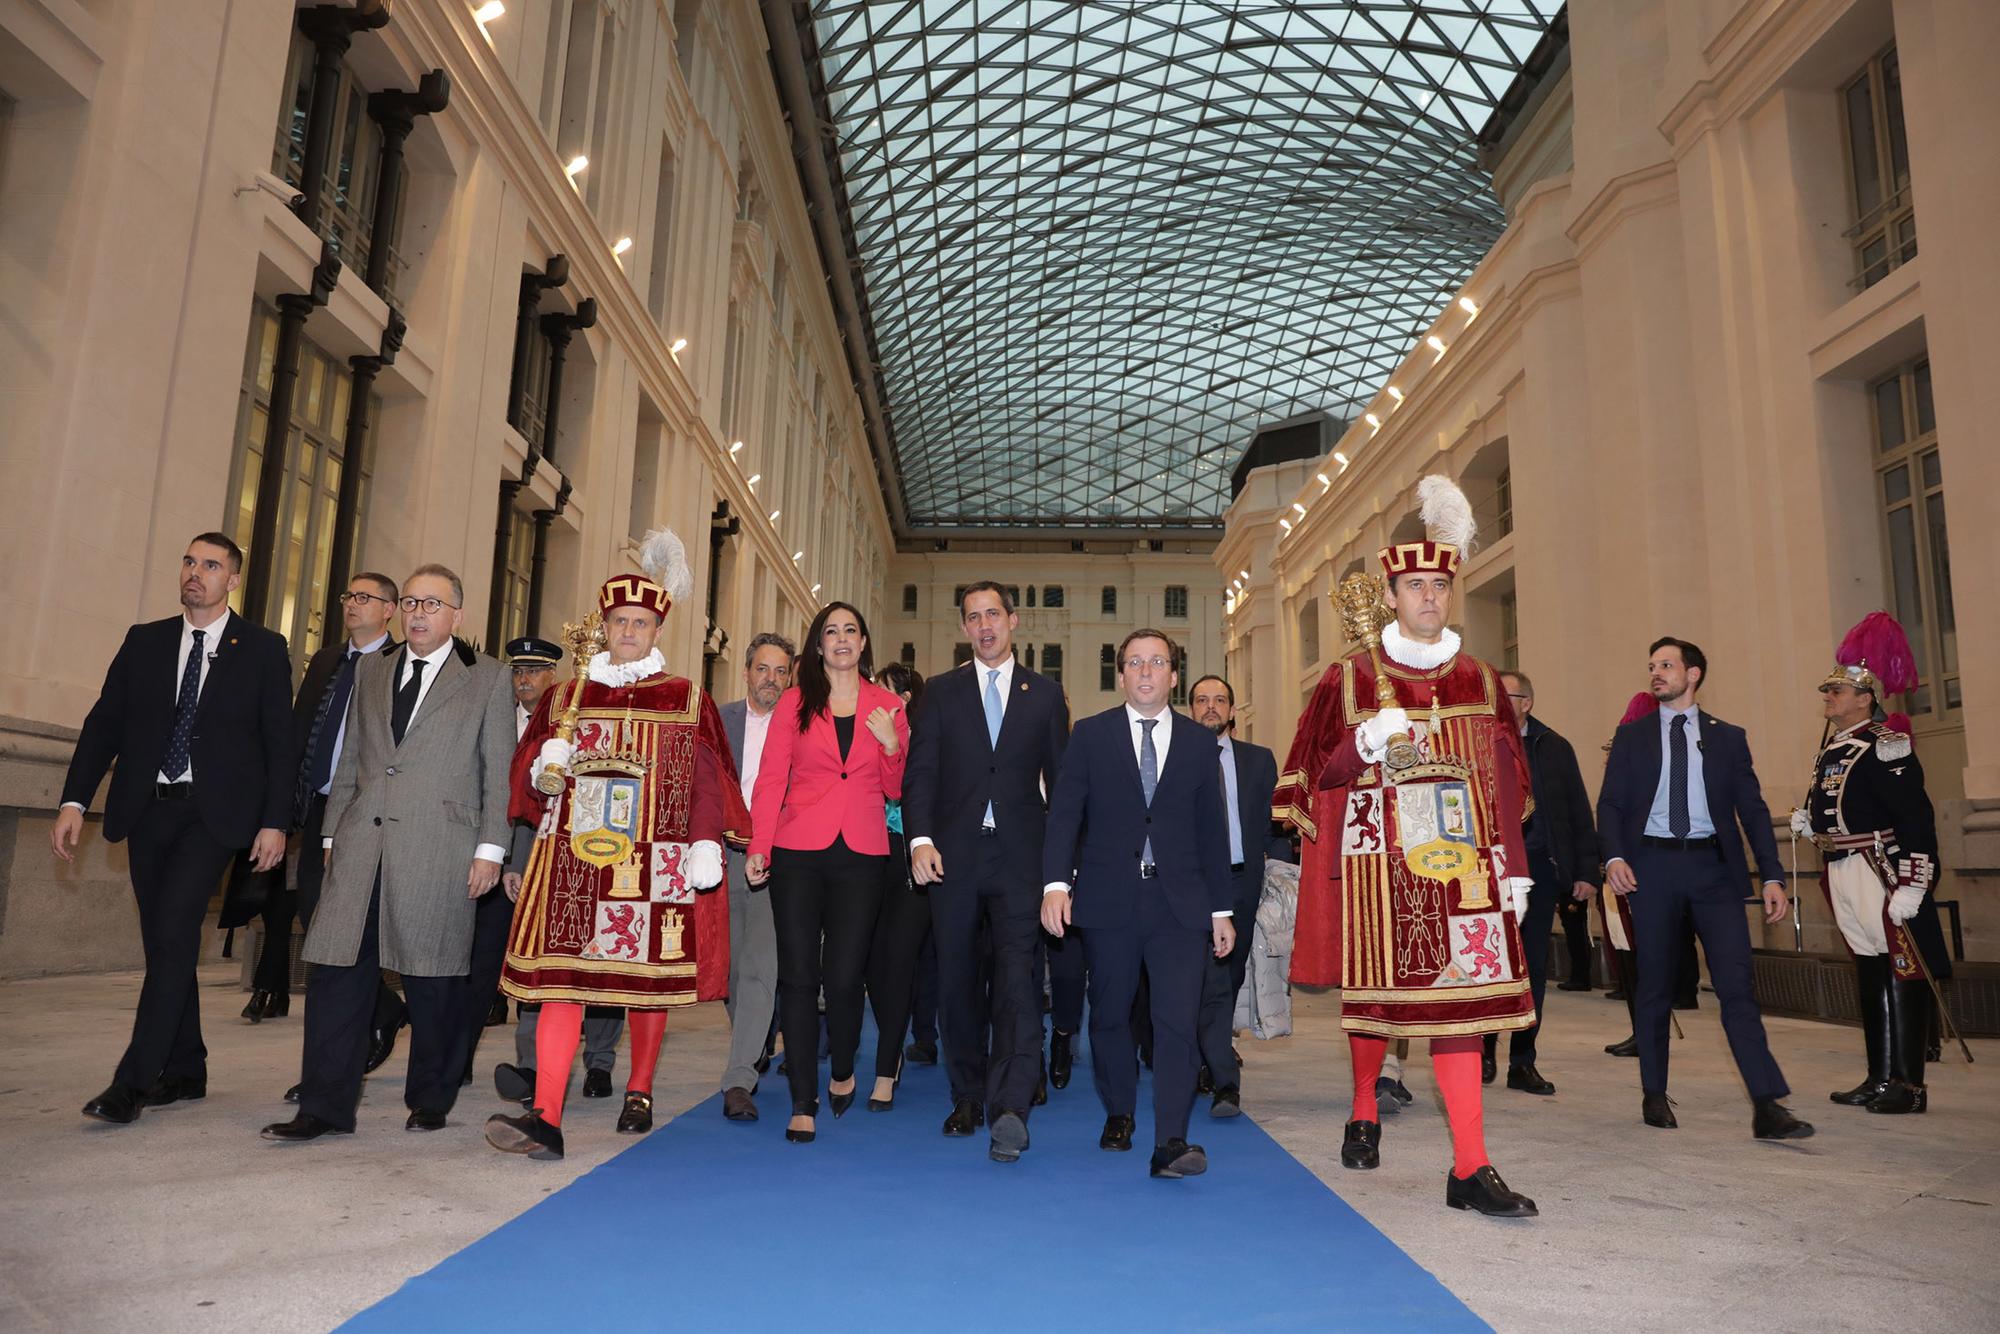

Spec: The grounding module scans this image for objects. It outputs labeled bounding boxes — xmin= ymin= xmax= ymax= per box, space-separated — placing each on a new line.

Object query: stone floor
xmin=1 ymin=965 xmax=1995 ymax=1332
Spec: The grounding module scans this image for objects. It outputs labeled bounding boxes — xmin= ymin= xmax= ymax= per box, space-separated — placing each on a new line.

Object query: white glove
xmin=535 ymin=737 xmax=573 ymax=775
xmin=1888 ymin=885 xmax=1923 ymax=924
xmin=685 ymin=840 xmax=724 ymax=890
xmin=1355 ymin=708 xmax=1410 ymax=763
xmin=1503 ymin=876 xmax=1534 ymax=919
xmin=1788 ymin=808 xmax=1812 ymax=839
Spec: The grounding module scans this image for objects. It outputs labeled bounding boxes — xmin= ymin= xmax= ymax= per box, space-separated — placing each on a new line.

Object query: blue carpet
xmin=344 ymin=1043 xmax=1486 ymax=1332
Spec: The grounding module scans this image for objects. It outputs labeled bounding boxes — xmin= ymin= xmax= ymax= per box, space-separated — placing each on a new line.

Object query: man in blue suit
xmin=1599 ymin=637 xmax=1812 ymax=1141
xmin=1043 ymin=630 xmax=1234 ymax=1179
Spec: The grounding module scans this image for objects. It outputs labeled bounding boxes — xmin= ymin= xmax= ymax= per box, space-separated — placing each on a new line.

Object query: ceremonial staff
xmin=1334 ymin=571 xmax=1417 ymax=771
xmin=535 ymin=611 xmax=605 ymax=795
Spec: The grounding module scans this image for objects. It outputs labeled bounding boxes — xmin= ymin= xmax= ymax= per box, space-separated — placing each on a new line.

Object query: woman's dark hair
xmin=796 ymin=601 xmax=875 ymax=732
xmin=878 ymin=661 xmax=926 ymax=715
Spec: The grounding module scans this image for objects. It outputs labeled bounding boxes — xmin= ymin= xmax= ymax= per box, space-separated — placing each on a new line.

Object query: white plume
xmin=636 ymin=526 xmax=693 ymax=607
xmin=1416 ymin=474 xmax=1478 ymax=555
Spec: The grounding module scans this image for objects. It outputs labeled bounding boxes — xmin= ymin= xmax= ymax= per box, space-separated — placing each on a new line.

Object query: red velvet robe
xmin=501 ymin=672 xmax=748 ymax=1007
xmin=1275 ymin=643 xmax=1536 ymax=1037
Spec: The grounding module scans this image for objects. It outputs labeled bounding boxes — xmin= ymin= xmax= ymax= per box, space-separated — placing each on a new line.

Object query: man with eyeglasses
xmin=263 ymin=564 xmax=517 ymax=1142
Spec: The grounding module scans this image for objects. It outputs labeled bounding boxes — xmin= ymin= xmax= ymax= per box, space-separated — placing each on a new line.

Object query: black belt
xmin=1139 ymin=864 xmax=1158 ymax=879
xmin=1640 ymin=834 xmax=1718 ymax=850
xmin=155 ymin=781 xmax=193 ymax=802
xmin=1230 ymin=862 xmax=1246 ymax=873
xmin=978 ymin=825 xmax=997 ymax=838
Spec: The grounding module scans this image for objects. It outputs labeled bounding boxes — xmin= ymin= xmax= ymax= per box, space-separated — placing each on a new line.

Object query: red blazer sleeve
xmin=748 ymin=688 xmax=802 ymax=860
xmin=871 ymin=682 xmax=911 ymax=799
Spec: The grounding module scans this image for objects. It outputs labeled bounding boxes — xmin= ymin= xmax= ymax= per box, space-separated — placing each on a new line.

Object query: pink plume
xmin=1837 ymin=611 xmax=1918 ymax=696
xmin=1884 ymin=711 xmax=1913 ymax=734
xmin=1618 ymin=691 xmax=1658 ymax=726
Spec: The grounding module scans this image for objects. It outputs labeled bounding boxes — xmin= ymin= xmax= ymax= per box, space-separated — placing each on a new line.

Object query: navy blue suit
xmin=1043 ymin=706 xmax=1231 ymax=1145
xmin=1196 ymin=734 xmax=1282 ymax=1089
xmin=1598 ymin=708 xmax=1789 ymax=1101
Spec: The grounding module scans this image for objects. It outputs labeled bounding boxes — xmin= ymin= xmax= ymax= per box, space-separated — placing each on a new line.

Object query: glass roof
xmin=806 ymin=1 xmax=1563 ymax=530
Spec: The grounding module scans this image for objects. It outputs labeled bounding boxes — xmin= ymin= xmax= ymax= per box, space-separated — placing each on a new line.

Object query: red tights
xmin=1348 ymin=1033 xmax=1489 ymax=1178
xmin=531 ymin=1004 xmax=668 ymax=1126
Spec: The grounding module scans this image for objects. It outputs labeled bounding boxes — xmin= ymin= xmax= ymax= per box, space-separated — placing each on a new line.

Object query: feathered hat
xmin=1821 ymin=611 xmax=1918 ymax=700
xmin=597 ymin=526 xmax=694 ymax=620
xmin=1379 ymin=474 xmax=1477 ymax=580
xmin=1618 ymin=691 xmax=1659 ymax=726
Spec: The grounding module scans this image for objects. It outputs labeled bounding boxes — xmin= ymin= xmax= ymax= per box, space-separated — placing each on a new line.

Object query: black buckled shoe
xmin=1099 ymin=1114 xmax=1135 ymax=1152
xmin=1753 ymin=1098 xmax=1815 ymax=1140
xmin=1447 ymin=1165 xmax=1538 ymax=1217
xmin=582 ymin=1068 xmax=613 ymax=1099
xmin=1049 ymin=1030 xmax=1073 ymax=1089
xmin=1865 ymin=1080 xmax=1927 ymax=1115
xmin=486 ymin=1110 xmax=565 ymax=1159
xmin=616 ymin=1092 xmax=654 ymax=1134
xmin=1340 ymin=1119 xmax=1381 ymax=1170
xmin=1149 ymin=1139 xmax=1208 ymax=1179
xmin=81 ymin=1083 xmax=145 ymax=1125
xmin=943 ymin=1098 xmax=983 ymax=1137
xmin=1642 ymin=1091 xmax=1677 ymax=1129
xmin=1506 ymin=1065 xmax=1555 ymax=1096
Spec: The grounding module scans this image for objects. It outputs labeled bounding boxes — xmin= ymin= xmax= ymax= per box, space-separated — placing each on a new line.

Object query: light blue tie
xmin=1139 ymin=717 xmax=1158 ymax=867
xmin=982 ymin=668 xmax=1002 ymax=828
xmin=1219 ymin=739 xmax=1244 ymax=864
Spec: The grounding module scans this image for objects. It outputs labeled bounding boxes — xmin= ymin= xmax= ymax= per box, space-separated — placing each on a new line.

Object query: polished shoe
xmin=582 ymin=1068 xmax=613 ymax=1099
xmin=81 ymin=1083 xmax=145 ymax=1125
xmin=242 ymin=988 xmax=288 ymax=1022
xmin=143 ymin=1075 xmax=207 ymax=1107
xmin=1753 ymin=1098 xmax=1815 ymax=1139
xmin=943 ymin=1099 xmax=984 ymax=1137
xmin=1340 ymin=1119 xmax=1381 ymax=1170
xmin=1605 ymin=1035 xmax=1639 ymax=1057
xmin=1196 ymin=1064 xmax=1215 ymax=1095
xmin=1481 ymin=1047 xmax=1498 ymax=1085
xmin=283 ymin=1082 xmax=301 ymax=1104
xmin=1642 ymin=1091 xmax=1677 ymax=1128
xmin=1446 ymin=1165 xmax=1538 ymax=1217
xmin=406 ymin=1108 xmax=447 ymax=1131
xmin=494 ymin=1063 xmax=536 ymax=1107
xmin=828 ymin=1081 xmax=856 ymax=1118
xmin=1099 ymin=1114 xmax=1135 ymax=1152
xmin=1556 ymin=980 xmax=1593 ymax=992
xmin=785 ymin=1100 xmax=818 ymax=1144
xmin=722 ymin=1087 xmax=759 ymax=1121
xmin=617 ymin=1092 xmax=654 ymax=1134
xmin=486 ymin=1110 xmax=564 ymax=1159
xmin=1506 ymin=1065 xmax=1556 ymax=1096
xmin=1049 ymin=1030 xmax=1073 ymax=1089
xmin=262 ymin=1113 xmax=349 ymax=1142
xmin=989 ymin=1110 xmax=1030 ymax=1163
xmin=364 ymin=1011 xmax=407 ymax=1075
xmin=1831 ymin=1077 xmax=1890 ymax=1107
xmin=1210 ymin=1085 xmax=1242 ymax=1118
xmin=903 ymin=1039 xmax=938 ymax=1066
xmin=1865 ymin=1080 xmax=1927 ymax=1115
xmin=1032 ymin=1076 xmax=1048 ymax=1107
xmin=1375 ymin=1077 xmax=1413 ymax=1117
xmin=485 ymin=995 xmax=510 ymax=1027
xmin=1149 ymin=1139 xmax=1208 ymax=1179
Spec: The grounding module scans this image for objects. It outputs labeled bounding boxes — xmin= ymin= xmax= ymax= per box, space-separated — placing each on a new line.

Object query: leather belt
xmin=1138 ymin=864 xmax=1158 ymax=879
xmin=1640 ymin=834 xmax=1718 ymax=850
xmin=155 ymin=781 xmax=193 ymax=801
xmin=1230 ymin=862 xmax=1246 ymax=873
xmin=978 ymin=825 xmax=998 ymax=838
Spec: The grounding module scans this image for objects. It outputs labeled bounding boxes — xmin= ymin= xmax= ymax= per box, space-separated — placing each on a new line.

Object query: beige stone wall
xmin=1224 ymin=0 xmax=2000 ymax=962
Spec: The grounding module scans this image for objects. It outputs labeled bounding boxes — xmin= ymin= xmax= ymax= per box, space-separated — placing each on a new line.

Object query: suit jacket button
xmin=1144 ymin=816 xmax=1152 ymax=824
xmin=840 ymin=772 xmax=848 ymax=780
xmin=373 ymin=817 xmax=382 ymax=826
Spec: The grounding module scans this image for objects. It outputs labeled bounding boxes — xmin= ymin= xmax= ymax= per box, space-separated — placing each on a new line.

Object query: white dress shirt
xmin=516 ymin=702 xmax=532 ymax=741
xmin=739 ymin=702 xmax=775 ymax=807
xmin=158 ymin=607 xmax=230 ymax=783
xmin=319 ymin=631 xmax=392 ymax=795
xmin=909 ymin=653 xmax=1015 ymax=853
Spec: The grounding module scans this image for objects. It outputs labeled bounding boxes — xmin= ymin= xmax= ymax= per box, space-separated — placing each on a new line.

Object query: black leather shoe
xmin=903 ymin=1039 xmax=937 ymax=1066
xmin=1865 ymin=1080 xmax=1927 ymax=1115
xmin=494 ymin=1063 xmax=536 ymax=1106
xmin=242 ymin=989 xmax=276 ymax=1022
xmin=1506 ymin=1065 xmax=1555 ymax=1096
xmin=1753 ymin=1098 xmax=1815 ymax=1140
xmin=943 ymin=1099 xmax=983 ymax=1136
xmin=283 ymin=1082 xmax=301 ymax=1104
xmin=989 ymin=1110 xmax=1029 ymax=1163
xmin=1032 ymin=1076 xmax=1048 ymax=1107
xmin=82 ymin=1083 xmax=144 ymax=1125
xmin=582 ymin=1068 xmax=613 ymax=1099
xmin=485 ymin=995 xmax=509 ymax=1027
xmin=1605 ymin=1035 xmax=1639 ymax=1057
xmin=828 ymin=1083 xmax=856 ymax=1118
xmin=1210 ymin=1085 xmax=1242 ymax=1118
xmin=1481 ymin=1047 xmax=1498 ymax=1085
xmin=1099 ymin=1114 xmax=1135 ymax=1152
xmin=1149 ymin=1139 xmax=1208 ymax=1179
xmin=1049 ymin=1031 xmax=1073 ymax=1089
xmin=1642 ymin=1091 xmax=1677 ymax=1129
xmin=1340 ymin=1119 xmax=1381 ymax=1170
xmin=617 ymin=1092 xmax=653 ymax=1134
xmin=365 ymin=1011 xmax=407 ymax=1074
xmin=1375 ymin=1077 xmax=1413 ymax=1117
xmin=1446 ymin=1165 xmax=1538 ymax=1217
xmin=723 ymin=1087 xmax=759 ymax=1121
xmin=486 ymin=1110 xmax=564 ymax=1159
xmin=1556 ymin=980 xmax=1593 ymax=992
xmin=406 ymin=1108 xmax=447 ymax=1131
xmin=262 ymin=1113 xmax=350 ymax=1142
xmin=1196 ymin=1065 xmax=1215 ymax=1095
xmin=1832 ymin=1077 xmax=1890 ymax=1107
xmin=143 ymin=1075 xmax=207 ymax=1107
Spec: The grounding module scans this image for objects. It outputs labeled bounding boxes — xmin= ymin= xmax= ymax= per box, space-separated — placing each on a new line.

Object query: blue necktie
xmin=1669 ymin=715 xmax=1691 ymax=839
xmin=161 ymin=629 xmax=205 ymax=782
xmin=1220 ymin=740 xmax=1243 ymax=864
xmin=1139 ymin=717 xmax=1158 ymax=867
xmin=981 ymin=668 xmax=1002 ymax=828
xmin=302 ymin=648 xmax=361 ymax=802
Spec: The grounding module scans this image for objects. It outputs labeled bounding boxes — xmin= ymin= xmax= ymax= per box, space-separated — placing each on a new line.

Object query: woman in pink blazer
xmin=747 ymin=601 xmax=909 ymax=1142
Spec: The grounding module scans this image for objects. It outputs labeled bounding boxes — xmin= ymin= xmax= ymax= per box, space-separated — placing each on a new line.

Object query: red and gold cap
xmin=597 ymin=575 xmax=671 ymax=619
xmin=1377 ymin=539 xmax=1461 ymax=580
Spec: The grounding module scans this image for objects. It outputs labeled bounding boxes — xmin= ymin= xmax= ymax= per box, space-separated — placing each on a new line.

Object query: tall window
xmin=648 ymin=143 xmax=677 ymax=323
xmin=1101 ymin=585 xmax=1117 ymax=615
xmin=1169 ymin=645 xmax=1189 ymax=706
xmin=900 ymin=642 xmax=915 ymax=667
xmin=1842 ymin=45 xmax=1915 ymax=290
xmin=499 ymin=504 xmax=534 ymax=644
xmin=1500 ymin=591 xmax=1520 ymax=671
xmin=1494 ymin=467 xmax=1513 ymax=538
xmin=226 ymin=304 xmax=374 ymax=666
xmin=902 ymin=584 xmax=918 ymax=614
xmin=1164 ymin=585 xmax=1188 ymax=619
xmin=1044 ymin=585 xmax=1065 ymax=609
xmin=1042 ymin=643 xmax=1063 ymax=685
xmin=1298 ymin=598 xmax=1320 ymax=669
xmin=273 ymin=33 xmax=391 ymax=294
xmin=1099 ymin=644 xmax=1116 ymax=691
xmin=1874 ymin=360 xmax=1957 ymax=717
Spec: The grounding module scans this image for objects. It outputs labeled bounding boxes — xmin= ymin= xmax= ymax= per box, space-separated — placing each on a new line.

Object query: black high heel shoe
xmin=786 ymin=1099 xmax=818 ymax=1144
xmin=868 ymin=1057 xmax=903 ymax=1112
xmin=828 ymin=1080 xmax=856 ymax=1118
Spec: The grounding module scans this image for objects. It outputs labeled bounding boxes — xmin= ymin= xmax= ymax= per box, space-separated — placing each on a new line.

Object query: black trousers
xmin=1196 ymin=865 xmax=1262 ymax=1087
xmin=909 ymin=929 xmax=939 ymax=1046
xmin=1505 ymin=854 xmax=1563 ymax=1067
xmin=928 ymin=836 xmax=1042 ymax=1113
xmin=1558 ymin=893 xmax=1594 ymax=986
xmin=770 ymin=838 xmax=886 ymax=1109
xmin=1631 ymin=845 xmax=1788 ymax=1101
xmin=458 ymin=887 xmax=515 ymax=1077
xmin=1085 ymin=898 xmax=1208 ymax=1146
xmin=1045 ymin=922 xmax=1086 ymax=1035
xmin=249 ymin=794 xmax=328 ymax=994
xmin=866 ymin=831 xmax=932 ymax=1079
xmin=298 ymin=880 xmax=465 ymax=1130
xmin=114 ymin=798 xmax=238 ymax=1089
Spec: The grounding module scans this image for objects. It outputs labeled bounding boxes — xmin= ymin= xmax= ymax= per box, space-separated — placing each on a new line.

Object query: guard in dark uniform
xmin=1792 ymin=614 xmax=1951 ymax=1115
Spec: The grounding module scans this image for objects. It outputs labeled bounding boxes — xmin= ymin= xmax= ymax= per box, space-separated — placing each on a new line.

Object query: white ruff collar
xmin=587 ymin=648 xmax=665 ymax=686
xmin=1381 ymin=621 xmax=1460 ymax=670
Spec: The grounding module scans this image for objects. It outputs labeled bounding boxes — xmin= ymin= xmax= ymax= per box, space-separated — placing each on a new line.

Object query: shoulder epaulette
xmin=1871 ymin=725 xmax=1913 ymax=761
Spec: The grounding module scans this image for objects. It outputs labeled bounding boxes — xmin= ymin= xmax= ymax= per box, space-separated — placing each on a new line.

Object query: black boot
xmin=1832 ymin=954 xmax=1891 ymax=1106
xmin=1869 ymin=970 xmax=1930 ymax=1115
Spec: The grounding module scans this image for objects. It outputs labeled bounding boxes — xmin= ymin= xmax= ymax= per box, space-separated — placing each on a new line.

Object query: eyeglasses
xmin=398 ymin=596 xmax=460 ymax=615
xmin=1506 ymin=693 xmax=1531 ymax=702
xmin=1123 ymin=655 xmax=1172 ymax=673
xmin=339 ymin=591 xmax=394 ymax=607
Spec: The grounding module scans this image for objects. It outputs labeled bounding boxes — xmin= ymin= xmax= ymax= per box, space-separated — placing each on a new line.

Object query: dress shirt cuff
xmin=322 ymin=838 xmax=334 ymax=850
xmin=60 ymin=801 xmax=85 ymax=813
xmin=909 ymin=836 xmax=934 ymax=852
xmin=1043 ymin=882 xmax=1070 ymax=896
xmin=1604 ymin=856 xmax=1627 ymax=868
xmin=474 ymin=843 xmax=506 ymax=864
xmin=1212 ymin=909 xmax=1232 ymax=918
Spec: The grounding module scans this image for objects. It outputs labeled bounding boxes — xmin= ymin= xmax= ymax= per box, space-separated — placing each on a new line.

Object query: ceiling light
xmin=564 ymin=155 xmax=588 ymax=179
xmin=611 ymin=236 xmax=632 ymax=256
xmin=1334 ymin=451 xmax=1350 ymax=467
xmin=1427 ymin=335 xmax=1448 ymax=354
xmin=1292 ymin=502 xmax=1307 ymax=516
xmin=1238 ymin=569 xmax=1249 ymax=581
xmin=729 ymin=440 xmax=744 ymax=455
xmin=1278 ymin=518 xmax=1293 ymax=533
xmin=473 ymin=2 xmax=505 ymax=25
xmin=1458 ymin=296 xmax=1479 ymax=317
xmin=793 ymin=551 xmax=804 ymax=562
xmin=1316 ymin=472 xmax=1331 ymax=489
xmin=769 ymin=509 xmax=781 ymax=522
xmin=1387 ymin=386 xmax=1404 ymax=403
xmin=669 ymin=338 xmax=687 ymax=355
xmin=811 ymin=583 xmax=821 ymax=595
xmin=1365 ymin=413 xmax=1381 ymax=430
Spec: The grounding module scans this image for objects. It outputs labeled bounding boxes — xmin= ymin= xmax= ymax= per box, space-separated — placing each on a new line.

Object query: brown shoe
xmin=722 ymin=1087 xmax=759 ymax=1121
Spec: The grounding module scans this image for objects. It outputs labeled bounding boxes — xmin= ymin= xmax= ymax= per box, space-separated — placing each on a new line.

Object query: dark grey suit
xmin=719 ymin=697 xmax=780 ymax=1093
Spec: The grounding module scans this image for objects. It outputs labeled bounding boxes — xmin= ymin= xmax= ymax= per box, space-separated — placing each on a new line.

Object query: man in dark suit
xmin=53 ymin=533 xmax=294 ymax=1124
xmin=1599 ymin=637 xmax=1812 ymax=1141
xmin=1043 ymin=629 xmax=1234 ymax=1179
xmin=905 ymin=581 xmax=1068 ymax=1164
xmin=1186 ymin=674 xmax=1284 ymax=1117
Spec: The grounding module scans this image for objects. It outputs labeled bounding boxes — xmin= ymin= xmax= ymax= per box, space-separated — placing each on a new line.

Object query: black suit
xmin=1195 ymin=732 xmax=1281 ymax=1090
xmin=1507 ymin=715 xmax=1599 ymax=1066
xmin=1599 ymin=707 xmax=1789 ymax=1101
xmin=61 ymin=611 xmax=293 ymax=1091
xmin=902 ymin=659 xmax=1068 ymax=1114
xmin=1043 ymin=706 xmax=1231 ymax=1146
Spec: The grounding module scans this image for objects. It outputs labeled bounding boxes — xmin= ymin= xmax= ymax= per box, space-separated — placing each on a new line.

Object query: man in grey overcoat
xmin=262 ymin=564 xmax=517 ymax=1141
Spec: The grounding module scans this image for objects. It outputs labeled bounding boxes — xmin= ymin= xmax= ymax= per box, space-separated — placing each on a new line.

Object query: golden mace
xmin=534 ymin=611 xmax=606 ymax=795
xmin=1334 ymin=571 xmax=1418 ymax=772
